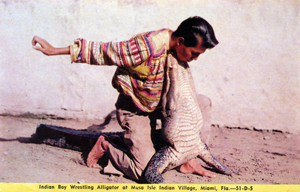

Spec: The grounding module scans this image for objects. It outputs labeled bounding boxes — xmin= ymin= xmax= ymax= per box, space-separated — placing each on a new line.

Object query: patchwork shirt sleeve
xmin=70 ymin=34 xmax=151 ymax=68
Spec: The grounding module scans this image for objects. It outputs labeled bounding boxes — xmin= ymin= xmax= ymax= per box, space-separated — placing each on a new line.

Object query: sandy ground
xmin=0 ymin=115 xmax=299 ymax=184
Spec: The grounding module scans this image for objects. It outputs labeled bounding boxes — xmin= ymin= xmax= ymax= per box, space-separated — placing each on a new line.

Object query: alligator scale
xmin=144 ymin=54 xmax=232 ymax=183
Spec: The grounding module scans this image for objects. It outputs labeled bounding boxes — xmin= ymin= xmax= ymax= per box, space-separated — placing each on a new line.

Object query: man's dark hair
xmin=173 ymin=16 xmax=219 ymax=48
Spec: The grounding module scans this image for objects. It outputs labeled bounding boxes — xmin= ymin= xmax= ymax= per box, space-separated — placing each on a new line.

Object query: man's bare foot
xmin=87 ymin=136 xmax=110 ymax=168
xmin=179 ymin=159 xmax=216 ymax=178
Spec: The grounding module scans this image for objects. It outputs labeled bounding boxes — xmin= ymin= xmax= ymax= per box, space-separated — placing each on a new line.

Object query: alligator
xmin=34 ymin=55 xmax=232 ymax=183
xmin=144 ymin=54 xmax=232 ymax=183
xmin=35 ymin=123 xmax=126 ymax=152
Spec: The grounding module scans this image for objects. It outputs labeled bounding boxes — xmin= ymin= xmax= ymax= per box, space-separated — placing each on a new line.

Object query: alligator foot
xmin=197 ymin=143 xmax=233 ymax=176
xmin=87 ymin=136 xmax=110 ymax=168
xmin=179 ymin=159 xmax=216 ymax=178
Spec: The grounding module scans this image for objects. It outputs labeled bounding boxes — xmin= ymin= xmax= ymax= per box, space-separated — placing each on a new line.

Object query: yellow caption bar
xmin=0 ymin=183 xmax=299 ymax=192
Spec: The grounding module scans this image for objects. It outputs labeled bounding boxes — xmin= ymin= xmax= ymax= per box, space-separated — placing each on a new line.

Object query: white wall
xmin=1 ymin=0 xmax=299 ymax=134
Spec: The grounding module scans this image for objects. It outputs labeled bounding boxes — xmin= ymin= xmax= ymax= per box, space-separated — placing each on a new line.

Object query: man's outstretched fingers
xmin=31 ymin=36 xmax=56 ymax=55
xmin=179 ymin=159 xmax=216 ymax=178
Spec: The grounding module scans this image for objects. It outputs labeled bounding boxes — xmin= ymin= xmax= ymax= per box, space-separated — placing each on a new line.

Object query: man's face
xmin=175 ymin=37 xmax=207 ymax=62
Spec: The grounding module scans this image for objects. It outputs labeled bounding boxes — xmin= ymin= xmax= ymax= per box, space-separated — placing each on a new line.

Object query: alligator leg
xmin=197 ymin=142 xmax=233 ymax=176
xmin=144 ymin=146 xmax=176 ymax=183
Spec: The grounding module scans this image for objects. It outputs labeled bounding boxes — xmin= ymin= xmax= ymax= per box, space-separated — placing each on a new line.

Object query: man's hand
xmin=32 ymin=36 xmax=70 ymax=56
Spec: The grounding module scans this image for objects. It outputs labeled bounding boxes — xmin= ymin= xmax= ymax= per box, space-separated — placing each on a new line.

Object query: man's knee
xmin=196 ymin=94 xmax=212 ymax=112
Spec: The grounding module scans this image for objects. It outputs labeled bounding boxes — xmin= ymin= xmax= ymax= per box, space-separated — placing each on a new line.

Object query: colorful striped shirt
xmin=70 ymin=29 xmax=171 ymax=112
